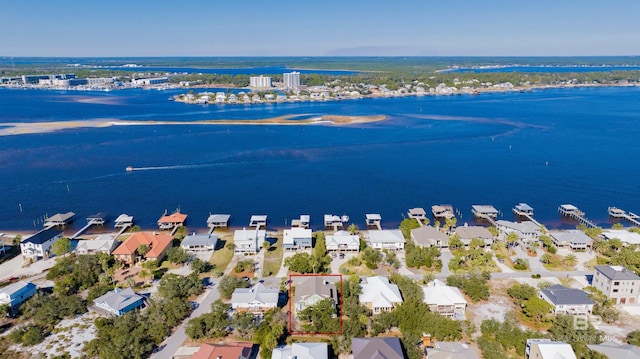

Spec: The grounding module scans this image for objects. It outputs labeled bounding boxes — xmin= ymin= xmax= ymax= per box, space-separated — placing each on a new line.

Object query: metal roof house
xmin=359 ymin=276 xmax=403 ymax=314
xmin=593 ymin=265 xmax=640 ymax=304
xmin=231 ymin=283 xmax=279 ymax=315
xmin=234 ymin=228 xmax=266 ymax=254
xmin=181 ymin=233 xmax=218 ymax=252
xmin=368 ymin=229 xmax=406 ymax=251
xmin=93 ymin=287 xmax=144 ymax=316
xmin=283 ymin=227 xmax=312 ymax=250
xmin=326 ymin=231 xmax=360 ymax=252
xmin=588 ymin=341 xmax=640 ymax=359
xmin=272 ymin=343 xmax=328 ymax=359
xmin=525 ymin=339 xmax=576 ymax=359
xmin=0 ymin=281 xmax=37 ymax=312
xmin=422 ymin=279 xmax=467 ymax=320
xmin=539 ymin=284 xmax=594 ymax=316
xmin=549 ymin=230 xmax=592 ymax=251
xmin=426 ymin=342 xmax=480 ymax=359
xmin=20 ymin=227 xmax=63 ymax=260
xmin=76 ymin=234 xmax=118 ymax=255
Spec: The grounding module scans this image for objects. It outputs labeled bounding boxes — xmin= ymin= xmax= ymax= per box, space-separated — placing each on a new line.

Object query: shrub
xmin=548 ymin=246 xmax=557 ymax=254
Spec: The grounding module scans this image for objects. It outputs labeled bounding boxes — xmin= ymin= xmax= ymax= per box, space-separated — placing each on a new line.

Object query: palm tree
xmin=529 ymin=240 xmax=540 ymax=253
xmin=348 ymin=223 xmax=359 ymax=235
xmin=592 ymin=239 xmax=607 ymax=255
xmin=608 ymin=238 xmax=623 ymax=251
xmin=563 ymin=254 xmax=578 ymax=267
xmin=540 ymin=253 xmax=553 ymax=264
xmin=506 ymin=232 xmax=519 ymax=255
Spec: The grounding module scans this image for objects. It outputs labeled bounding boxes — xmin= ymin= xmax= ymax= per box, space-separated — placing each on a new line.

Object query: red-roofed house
xmin=112 ymin=231 xmax=173 ymax=265
xmin=191 ymin=342 xmax=252 ymax=359
xmin=158 ymin=210 xmax=188 ymax=230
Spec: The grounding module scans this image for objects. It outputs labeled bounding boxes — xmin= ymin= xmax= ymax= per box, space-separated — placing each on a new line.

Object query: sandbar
xmin=0 ymin=114 xmax=387 ymax=137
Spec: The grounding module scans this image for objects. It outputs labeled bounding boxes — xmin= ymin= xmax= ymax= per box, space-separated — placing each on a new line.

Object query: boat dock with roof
xmin=324 ymin=214 xmax=349 ymax=231
xmin=558 ymin=204 xmax=597 ymax=228
xmin=407 ymin=208 xmax=427 ymax=226
xmin=512 ymin=203 xmax=544 ymax=228
xmin=432 ymin=205 xmax=455 ymax=220
xmin=608 ymin=207 xmax=640 ymax=227
xmin=44 ymin=212 xmax=75 ymax=228
xmin=471 ymin=205 xmax=498 ymax=225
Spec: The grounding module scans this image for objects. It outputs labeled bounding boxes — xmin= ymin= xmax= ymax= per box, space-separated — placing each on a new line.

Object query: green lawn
xmin=210 ymin=237 xmax=234 ymax=273
xmin=263 ymin=235 xmax=284 ymax=277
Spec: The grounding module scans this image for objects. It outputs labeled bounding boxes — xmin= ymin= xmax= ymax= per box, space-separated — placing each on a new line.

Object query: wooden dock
xmin=608 ymin=207 xmax=640 ymax=227
xmin=512 ymin=203 xmax=544 ymax=228
xmin=558 ymin=204 xmax=597 ymax=228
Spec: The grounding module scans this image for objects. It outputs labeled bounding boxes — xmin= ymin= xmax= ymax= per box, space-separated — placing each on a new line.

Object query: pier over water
xmin=558 ymin=204 xmax=597 ymax=228
xmin=608 ymin=207 xmax=640 ymax=227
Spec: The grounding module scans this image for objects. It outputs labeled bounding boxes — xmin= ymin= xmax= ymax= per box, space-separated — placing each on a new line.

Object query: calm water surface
xmin=1 ymin=86 xmax=639 ymax=232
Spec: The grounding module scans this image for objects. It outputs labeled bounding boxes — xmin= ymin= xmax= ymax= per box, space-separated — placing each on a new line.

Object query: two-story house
xmin=20 ymin=227 xmax=63 ymax=260
xmin=359 ymin=276 xmax=403 ymax=314
xmin=539 ymin=284 xmax=594 ymax=316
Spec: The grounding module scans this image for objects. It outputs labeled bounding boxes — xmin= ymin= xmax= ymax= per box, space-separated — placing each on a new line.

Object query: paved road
xmin=152 ymin=256 xmax=240 ymax=359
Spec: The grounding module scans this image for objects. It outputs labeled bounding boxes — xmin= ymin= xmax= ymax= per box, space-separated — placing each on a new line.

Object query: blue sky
xmin=1 ymin=0 xmax=639 ymax=56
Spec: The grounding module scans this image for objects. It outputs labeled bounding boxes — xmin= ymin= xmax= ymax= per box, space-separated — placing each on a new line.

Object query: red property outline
xmin=288 ymin=273 xmax=343 ymax=335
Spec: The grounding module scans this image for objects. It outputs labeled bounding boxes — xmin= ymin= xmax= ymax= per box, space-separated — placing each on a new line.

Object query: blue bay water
xmin=1 ymin=86 xmax=639 ymax=232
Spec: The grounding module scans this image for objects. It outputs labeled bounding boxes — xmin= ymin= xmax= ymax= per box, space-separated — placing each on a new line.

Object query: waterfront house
xmin=352 ymin=337 xmax=404 ymax=359
xmin=495 ymin=220 xmax=541 ymax=244
xmin=602 ymin=229 xmax=640 ymax=246
xmin=593 ymin=265 xmax=640 ymax=304
xmin=112 ymin=231 xmax=173 ymax=265
xmin=454 ymin=225 xmax=493 ymax=247
xmin=411 ymin=226 xmax=449 ymax=248
xmin=293 ymin=276 xmax=338 ymax=315
xmin=588 ymin=341 xmax=640 ymax=359
xmin=525 ymin=339 xmax=576 ymax=359
xmin=283 ymin=227 xmax=312 ymax=250
xmin=249 ymin=215 xmax=267 ymax=229
xmin=326 ymin=231 xmax=360 ymax=252
xmin=44 ymin=212 xmax=75 ymax=227
xmin=272 ymin=343 xmax=328 ymax=359
xmin=234 ymin=228 xmax=266 ymax=254
xmin=75 ymin=234 xmax=118 ymax=255
xmin=539 ymin=284 xmax=594 ymax=316
xmin=206 ymin=214 xmax=230 ymax=228
xmin=157 ymin=210 xmax=187 ymax=230
xmin=549 ymin=230 xmax=592 ymax=251
xmin=422 ymin=279 xmax=467 ymax=320
xmin=368 ymin=229 xmax=406 ymax=251
xmin=0 ymin=281 xmax=37 ymax=313
xmin=181 ymin=233 xmax=218 ymax=252
xmin=426 ymin=342 xmax=480 ymax=359
xmin=20 ymin=227 xmax=63 ymax=260
xmin=231 ymin=283 xmax=279 ymax=315
xmin=192 ymin=342 xmax=252 ymax=359
xmin=93 ymin=287 xmax=144 ymax=316
xmin=359 ymin=276 xmax=403 ymax=314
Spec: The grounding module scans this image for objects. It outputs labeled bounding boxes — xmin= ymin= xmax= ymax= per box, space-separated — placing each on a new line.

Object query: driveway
xmin=0 ymin=254 xmax=58 ymax=282
xmin=439 ymin=248 xmax=453 ymax=277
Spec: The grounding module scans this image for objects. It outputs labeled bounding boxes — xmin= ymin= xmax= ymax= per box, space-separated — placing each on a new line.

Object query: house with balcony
xmin=234 ymin=228 xmax=266 ymax=254
xmin=326 ymin=231 xmax=360 ymax=252
xmin=368 ymin=230 xmax=405 ymax=251
xmin=422 ymin=279 xmax=467 ymax=320
xmin=283 ymin=227 xmax=312 ymax=250
xmin=20 ymin=227 xmax=63 ymax=260
xmin=359 ymin=276 xmax=403 ymax=314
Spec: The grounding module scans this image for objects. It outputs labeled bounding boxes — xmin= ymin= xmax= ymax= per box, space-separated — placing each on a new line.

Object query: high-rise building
xmin=249 ymin=76 xmax=272 ymax=89
xmin=283 ymin=71 xmax=300 ymax=89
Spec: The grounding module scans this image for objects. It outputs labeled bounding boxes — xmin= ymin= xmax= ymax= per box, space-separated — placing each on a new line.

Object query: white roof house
xmin=231 ymin=283 xmax=279 ymax=314
xmin=368 ymin=230 xmax=406 ymax=250
xmin=526 ymin=339 xmax=577 ymax=359
xmin=272 ymin=342 xmax=328 ymax=359
xmin=326 ymin=231 xmax=360 ymax=252
xmin=602 ymin=230 xmax=640 ymax=245
xmin=234 ymin=228 xmax=266 ymax=254
xmin=75 ymin=234 xmax=118 ymax=255
xmin=283 ymin=227 xmax=312 ymax=250
xmin=426 ymin=342 xmax=480 ymax=359
xmin=359 ymin=276 xmax=403 ymax=314
xmin=495 ymin=220 xmax=541 ymax=242
xmin=422 ymin=279 xmax=467 ymax=320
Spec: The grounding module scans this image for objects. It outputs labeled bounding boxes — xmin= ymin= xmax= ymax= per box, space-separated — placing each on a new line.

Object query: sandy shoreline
xmin=0 ymin=114 xmax=387 ymax=137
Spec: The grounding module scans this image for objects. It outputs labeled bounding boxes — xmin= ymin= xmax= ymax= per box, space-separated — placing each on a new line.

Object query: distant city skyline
xmin=1 ymin=1 xmax=639 ymax=57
